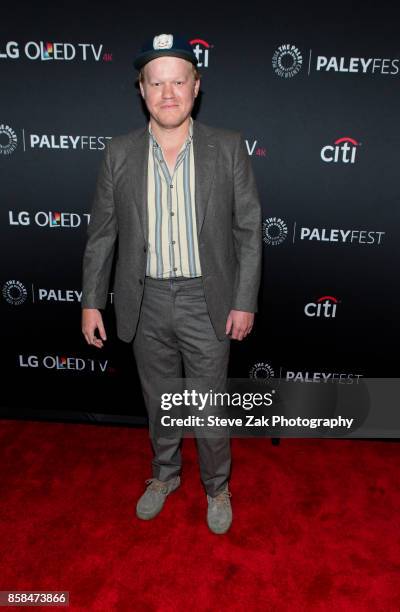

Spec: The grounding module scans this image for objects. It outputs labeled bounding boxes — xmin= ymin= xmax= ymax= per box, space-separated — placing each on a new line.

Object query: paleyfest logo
xmin=1 ymin=125 xmax=111 ymax=155
xmin=263 ymin=218 xmax=385 ymax=247
xmin=0 ymin=124 xmax=17 ymax=155
xmin=272 ymin=43 xmax=400 ymax=78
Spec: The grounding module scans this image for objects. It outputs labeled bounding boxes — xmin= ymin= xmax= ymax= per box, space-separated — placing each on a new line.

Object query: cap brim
xmin=134 ymin=50 xmax=198 ymax=70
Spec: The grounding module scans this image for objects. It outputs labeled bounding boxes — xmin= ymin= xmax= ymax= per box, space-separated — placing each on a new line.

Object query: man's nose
xmin=162 ymin=82 xmax=174 ymax=97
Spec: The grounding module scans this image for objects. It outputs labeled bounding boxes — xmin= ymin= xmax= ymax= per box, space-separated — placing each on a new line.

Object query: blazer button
xmin=143 ymin=246 xmax=147 ymax=252
xmin=139 ymin=279 xmax=143 ymax=285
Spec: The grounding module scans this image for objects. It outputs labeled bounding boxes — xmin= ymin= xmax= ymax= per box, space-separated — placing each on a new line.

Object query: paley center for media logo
xmin=263 ymin=217 xmax=289 ymax=245
xmin=272 ymin=44 xmax=303 ymax=78
xmin=0 ymin=124 xmax=18 ymax=155
xmin=273 ymin=43 xmax=400 ymax=77
xmin=2 ymin=280 xmax=28 ymax=305
xmin=250 ymin=361 xmax=363 ymax=384
xmin=0 ymin=41 xmax=111 ymax=62
xmin=2 ymin=280 xmax=113 ymax=305
xmin=263 ymin=217 xmax=385 ymax=247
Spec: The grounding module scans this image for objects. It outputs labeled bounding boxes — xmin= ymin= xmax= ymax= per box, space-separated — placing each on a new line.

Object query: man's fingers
xmin=230 ymin=323 xmax=253 ymax=341
xmin=98 ymin=321 xmax=107 ymax=341
xmin=82 ymin=325 xmax=105 ymax=348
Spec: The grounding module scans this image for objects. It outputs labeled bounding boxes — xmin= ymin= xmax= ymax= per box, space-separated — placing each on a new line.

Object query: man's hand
xmin=225 ymin=310 xmax=254 ymax=341
xmin=82 ymin=308 xmax=107 ymax=349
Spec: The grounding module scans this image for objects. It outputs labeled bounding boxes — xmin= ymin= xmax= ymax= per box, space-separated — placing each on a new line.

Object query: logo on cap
xmin=153 ymin=34 xmax=173 ymax=50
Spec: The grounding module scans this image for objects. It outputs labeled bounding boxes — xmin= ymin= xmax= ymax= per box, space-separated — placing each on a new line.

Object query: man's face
xmin=139 ymin=56 xmax=200 ymax=130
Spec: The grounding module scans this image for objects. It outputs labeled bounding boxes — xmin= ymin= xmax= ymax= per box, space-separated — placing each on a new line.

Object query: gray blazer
xmin=81 ymin=119 xmax=262 ymax=342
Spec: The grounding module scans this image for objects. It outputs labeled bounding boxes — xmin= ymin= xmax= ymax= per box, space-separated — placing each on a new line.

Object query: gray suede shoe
xmin=136 ymin=476 xmax=181 ymax=520
xmin=207 ymin=486 xmax=232 ymax=534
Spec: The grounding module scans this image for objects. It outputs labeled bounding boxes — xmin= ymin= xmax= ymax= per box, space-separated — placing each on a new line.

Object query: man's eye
xmin=175 ymin=81 xmax=183 ymax=85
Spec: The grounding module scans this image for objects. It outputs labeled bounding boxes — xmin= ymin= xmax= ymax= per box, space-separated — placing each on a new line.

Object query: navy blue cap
xmin=133 ymin=33 xmax=198 ymax=70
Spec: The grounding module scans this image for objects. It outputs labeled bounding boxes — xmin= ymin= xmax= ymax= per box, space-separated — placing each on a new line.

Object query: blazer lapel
xmin=193 ymin=120 xmax=217 ymax=236
xmin=127 ymin=126 xmax=149 ymax=243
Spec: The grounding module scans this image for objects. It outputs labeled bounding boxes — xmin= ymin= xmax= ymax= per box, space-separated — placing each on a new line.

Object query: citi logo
xmin=304 ymin=296 xmax=339 ymax=318
xmin=189 ymin=38 xmax=212 ymax=68
xmin=321 ymin=137 xmax=360 ymax=164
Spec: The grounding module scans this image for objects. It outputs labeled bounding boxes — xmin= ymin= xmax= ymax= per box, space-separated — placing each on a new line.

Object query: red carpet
xmin=0 ymin=420 xmax=399 ymax=611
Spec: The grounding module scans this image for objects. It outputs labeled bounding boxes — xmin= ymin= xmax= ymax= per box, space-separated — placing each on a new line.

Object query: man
xmin=81 ymin=33 xmax=262 ymax=534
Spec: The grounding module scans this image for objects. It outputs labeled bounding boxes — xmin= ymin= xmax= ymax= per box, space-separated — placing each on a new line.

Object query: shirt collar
xmin=148 ymin=117 xmax=193 ymax=150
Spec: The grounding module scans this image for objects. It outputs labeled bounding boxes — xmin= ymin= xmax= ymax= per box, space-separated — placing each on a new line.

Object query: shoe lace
xmin=211 ymin=489 xmax=232 ymax=506
xmin=145 ymin=478 xmax=168 ymax=493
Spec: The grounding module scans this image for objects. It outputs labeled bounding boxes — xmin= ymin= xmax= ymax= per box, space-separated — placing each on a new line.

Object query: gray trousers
xmin=132 ymin=276 xmax=231 ymax=497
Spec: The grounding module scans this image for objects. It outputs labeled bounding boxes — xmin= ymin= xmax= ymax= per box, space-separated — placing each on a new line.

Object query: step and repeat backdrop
xmin=1 ymin=3 xmax=399 ymax=424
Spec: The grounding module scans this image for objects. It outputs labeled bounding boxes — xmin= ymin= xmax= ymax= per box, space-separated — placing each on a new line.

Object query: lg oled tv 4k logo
xmin=18 ymin=354 xmax=112 ymax=373
xmin=9 ymin=210 xmax=90 ymax=228
xmin=245 ymin=139 xmax=266 ymax=157
xmin=321 ymin=137 xmax=361 ymax=164
xmin=189 ymin=38 xmax=212 ymax=68
xmin=0 ymin=41 xmax=111 ymax=62
xmin=304 ymin=296 xmax=339 ymax=318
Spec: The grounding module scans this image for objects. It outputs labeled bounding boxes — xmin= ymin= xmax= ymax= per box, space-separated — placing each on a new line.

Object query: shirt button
xmin=170 ymin=184 xmax=173 ymax=189
xmin=173 ymin=267 xmax=177 ymax=271
xmin=170 ymin=211 xmax=174 ymax=216
xmin=171 ymin=240 xmax=176 ymax=245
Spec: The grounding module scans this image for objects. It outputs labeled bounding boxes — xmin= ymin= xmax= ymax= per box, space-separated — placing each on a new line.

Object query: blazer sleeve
xmin=81 ymin=140 xmax=118 ymax=310
xmin=231 ymin=132 xmax=262 ymax=313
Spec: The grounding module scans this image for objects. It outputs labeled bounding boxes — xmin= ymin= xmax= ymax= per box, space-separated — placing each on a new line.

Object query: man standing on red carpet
xmin=81 ymin=33 xmax=262 ymax=534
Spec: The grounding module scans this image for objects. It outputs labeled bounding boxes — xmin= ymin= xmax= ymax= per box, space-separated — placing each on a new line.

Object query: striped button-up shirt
xmin=146 ymin=117 xmax=202 ymax=279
